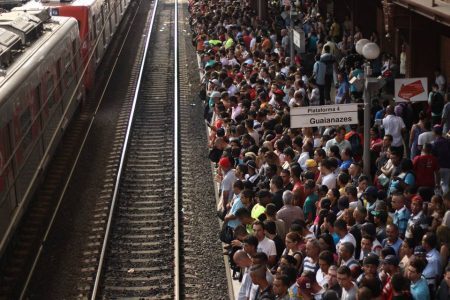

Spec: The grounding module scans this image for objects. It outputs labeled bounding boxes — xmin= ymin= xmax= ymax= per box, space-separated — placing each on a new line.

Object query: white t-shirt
xmin=322 ymin=173 xmax=337 ymax=189
xmin=221 ymin=169 xmax=236 ymax=202
xmin=382 ymin=114 xmax=405 ymax=147
xmin=257 ymin=237 xmax=277 ymax=258
xmin=336 ymin=232 xmax=357 ymax=251
xmin=417 ymin=131 xmax=435 ymax=146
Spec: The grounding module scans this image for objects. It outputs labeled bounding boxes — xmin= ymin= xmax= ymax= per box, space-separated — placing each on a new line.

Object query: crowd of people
xmin=188 ymin=0 xmax=450 ymax=299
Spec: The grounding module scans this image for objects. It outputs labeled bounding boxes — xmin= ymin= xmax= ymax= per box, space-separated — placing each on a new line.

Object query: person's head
xmin=391 ymin=272 xmax=410 ymax=295
xmin=256 ymin=189 xmax=272 ymax=206
xmin=335 ymin=126 xmax=346 ymax=142
xmin=336 ymin=266 xmax=353 ymax=289
xmin=338 ymin=242 xmax=354 ymax=261
xmin=353 ymin=205 xmax=367 ymax=223
xmin=445 ymin=266 xmax=450 ymax=289
xmin=386 ymin=224 xmax=399 ymax=242
xmin=361 ymin=234 xmax=374 ymax=253
xmin=297 ymin=270 xmax=318 ymax=295
xmin=381 ymin=255 xmax=399 ymax=275
xmin=410 ymin=195 xmax=423 ymax=215
xmin=363 ymin=254 xmax=380 ymax=275
xmin=233 ymin=249 xmax=252 ymax=268
xmin=334 ymin=219 xmax=348 ymax=238
xmin=400 ymin=238 xmax=415 ymax=259
xmin=280 ymin=169 xmax=291 ymax=186
xmin=391 ymin=192 xmax=405 ymax=210
xmin=407 ymin=256 xmax=427 ymax=282
xmin=273 ymin=274 xmax=290 ymax=297
xmin=250 ymin=263 xmax=268 ymax=285
xmin=389 ymin=149 xmax=402 ymax=166
xmin=282 ymin=190 xmax=293 ymax=206
xmin=421 ymin=232 xmax=437 ymax=251
xmin=327 ymin=265 xmax=338 ymax=287
xmin=279 ymin=255 xmax=298 ymax=269
xmin=356 ymin=287 xmax=373 ymax=300
xmin=322 ymin=290 xmax=339 ymax=300
xmin=285 ymin=232 xmax=302 ymax=250
xmin=253 ymin=220 xmax=266 ymax=241
xmin=252 ymin=252 xmax=269 ymax=266
xmin=319 ymin=233 xmax=336 ymax=253
xmin=243 ymin=234 xmax=258 ymax=255
xmin=318 ymin=250 xmax=334 ymax=273
xmin=305 ymin=239 xmax=321 ymax=259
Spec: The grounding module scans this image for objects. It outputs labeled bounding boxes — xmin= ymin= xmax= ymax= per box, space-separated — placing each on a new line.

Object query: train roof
xmin=0 ymin=10 xmax=77 ymax=101
xmin=15 ymin=0 xmax=99 ymax=9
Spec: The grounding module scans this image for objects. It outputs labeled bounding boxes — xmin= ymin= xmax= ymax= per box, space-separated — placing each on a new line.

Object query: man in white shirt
xmin=253 ymin=221 xmax=277 ymax=267
xmin=219 ymin=157 xmax=236 ymax=212
xmin=233 ymin=250 xmax=253 ymax=300
xmin=382 ymin=105 xmax=405 ymax=153
xmin=324 ymin=126 xmax=351 ymax=154
xmin=334 ymin=219 xmax=356 ymax=251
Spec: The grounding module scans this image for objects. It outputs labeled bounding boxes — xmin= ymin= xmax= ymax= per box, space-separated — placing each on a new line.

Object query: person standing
xmin=407 ymin=257 xmax=430 ymax=300
xmin=382 ymin=105 xmax=406 ymax=155
xmin=313 ymin=54 xmax=326 ymax=105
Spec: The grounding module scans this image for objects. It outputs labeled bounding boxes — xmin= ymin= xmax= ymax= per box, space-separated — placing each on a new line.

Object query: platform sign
xmin=292 ymin=29 xmax=305 ymax=53
xmin=290 ymin=104 xmax=359 ymax=128
xmin=395 ymin=77 xmax=428 ymax=102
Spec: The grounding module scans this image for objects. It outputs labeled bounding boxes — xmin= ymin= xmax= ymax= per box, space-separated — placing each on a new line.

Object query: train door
xmin=0 ymin=125 xmax=16 ymax=237
xmin=12 ymin=88 xmax=42 ymax=202
xmin=41 ymin=66 xmax=62 ymax=148
xmin=101 ymin=4 xmax=110 ymax=47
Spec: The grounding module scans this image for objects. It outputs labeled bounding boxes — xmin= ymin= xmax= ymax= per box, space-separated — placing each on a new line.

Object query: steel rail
xmin=174 ymin=0 xmax=180 ymax=298
xmin=17 ymin=1 xmax=150 ymax=299
xmin=89 ymin=0 xmax=160 ymax=298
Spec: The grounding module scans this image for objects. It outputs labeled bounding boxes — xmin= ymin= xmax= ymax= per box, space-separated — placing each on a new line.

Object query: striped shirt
xmin=302 ymin=256 xmax=319 ymax=273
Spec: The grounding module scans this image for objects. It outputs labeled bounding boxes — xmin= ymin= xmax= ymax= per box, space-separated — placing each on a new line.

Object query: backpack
xmin=348 ymin=132 xmax=363 ymax=157
xmin=430 ymin=92 xmax=444 ymax=115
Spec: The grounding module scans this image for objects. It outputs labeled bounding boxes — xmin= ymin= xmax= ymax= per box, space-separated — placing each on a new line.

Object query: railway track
xmin=0 ymin=0 xmax=151 ymax=298
xmin=90 ymin=0 xmax=182 ymax=298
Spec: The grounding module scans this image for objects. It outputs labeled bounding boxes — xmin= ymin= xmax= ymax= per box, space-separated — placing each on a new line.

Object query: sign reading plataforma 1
xmin=290 ymin=104 xmax=359 ymax=128
xmin=394 ymin=77 xmax=428 ymax=102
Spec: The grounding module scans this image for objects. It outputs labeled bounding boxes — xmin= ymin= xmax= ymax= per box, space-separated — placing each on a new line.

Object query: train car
xmin=0 ymin=10 xmax=83 ymax=256
xmin=14 ymin=0 xmax=131 ymax=89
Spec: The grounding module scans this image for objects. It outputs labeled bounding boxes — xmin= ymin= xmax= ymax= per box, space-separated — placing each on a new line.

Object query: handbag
xmin=378 ymin=173 xmax=390 ymax=187
xmin=219 ymin=222 xmax=234 ymax=244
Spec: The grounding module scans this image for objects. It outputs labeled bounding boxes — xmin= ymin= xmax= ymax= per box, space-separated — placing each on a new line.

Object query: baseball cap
xmin=297 ymin=275 xmax=312 ymax=291
xmin=433 ymin=124 xmax=443 ymax=134
xmin=411 ymin=195 xmax=423 ymax=204
xmin=363 ymin=253 xmax=380 ymax=266
xmin=363 ymin=186 xmax=378 ymax=198
xmin=210 ymin=91 xmax=221 ymax=98
xmin=305 ymin=159 xmax=317 ymax=168
xmin=210 ymin=79 xmax=220 ymax=86
xmin=246 ymin=160 xmax=257 ymax=169
xmin=382 ymin=255 xmax=399 ymax=266
xmin=218 ymin=157 xmax=231 ymax=169
xmin=414 ymin=246 xmax=426 ymax=256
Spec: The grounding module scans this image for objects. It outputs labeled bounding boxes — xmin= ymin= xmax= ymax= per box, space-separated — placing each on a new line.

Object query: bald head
xmin=233 ymin=250 xmax=252 ymax=268
xmin=386 ymin=105 xmax=394 ymax=115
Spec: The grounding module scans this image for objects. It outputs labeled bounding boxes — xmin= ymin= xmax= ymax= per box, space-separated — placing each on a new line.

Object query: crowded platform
xmin=188 ymin=0 xmax=450 ymax=299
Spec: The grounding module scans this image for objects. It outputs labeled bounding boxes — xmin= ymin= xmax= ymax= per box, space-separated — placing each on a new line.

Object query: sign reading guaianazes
xmin=290 ymin=104 xmax=359 ymax=128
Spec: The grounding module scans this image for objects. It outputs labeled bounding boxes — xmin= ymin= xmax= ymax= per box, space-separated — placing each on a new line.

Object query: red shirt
xmin=413 ymin=154 xmax=439 ymax=187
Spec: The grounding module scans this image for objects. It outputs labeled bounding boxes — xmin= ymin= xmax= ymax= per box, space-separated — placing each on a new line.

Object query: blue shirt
xmin=393 ymin=206 xmax=411 ymax=237
xmin=335 ymin=81 xmax=350 ymax=104
xmin=382 ymin=237 xmax=403 ymax=256
xmin=423 ymin=248 xmax=442 ymax=286
xmin=410 ymin=277 xmax=430 ymax=300
xmin=340 ymin=159 xmax=353 ymax=171
xmin=228 ymin=197 xmax=244 ymax=229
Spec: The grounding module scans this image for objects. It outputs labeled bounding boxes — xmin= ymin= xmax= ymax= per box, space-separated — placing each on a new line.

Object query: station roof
xmin=393 ymin=0 xmax=450 ymax=27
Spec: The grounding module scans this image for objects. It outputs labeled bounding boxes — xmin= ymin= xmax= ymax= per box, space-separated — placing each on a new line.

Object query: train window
xmin=19 ymin=108 xmax=32 ymax=154
xmin=72 ymin=41 xmax=78 ymax=81
xmin=56 ymin=59 xmax=62 ymax=98
xmin=46 ymin=75 xmax=56 ymax=111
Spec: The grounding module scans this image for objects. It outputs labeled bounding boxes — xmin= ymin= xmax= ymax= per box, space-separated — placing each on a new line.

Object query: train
xmin=14 ymin=0 xmax=131 ymax=89
xmin=0 ymin=0 xmax=130 ymax=256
